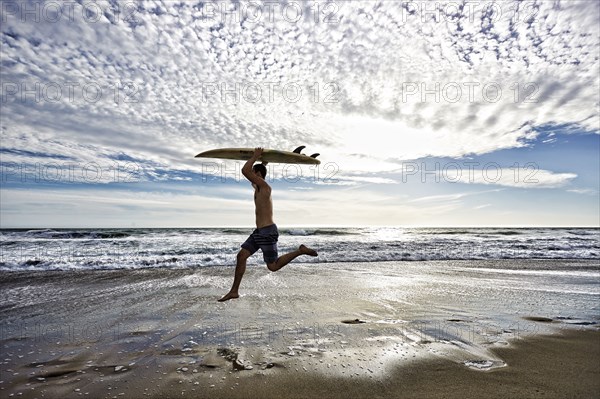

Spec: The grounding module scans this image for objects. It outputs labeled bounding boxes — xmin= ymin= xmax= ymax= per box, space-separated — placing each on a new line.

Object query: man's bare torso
xmin=253 ymin=184 xmax=274 ymax=228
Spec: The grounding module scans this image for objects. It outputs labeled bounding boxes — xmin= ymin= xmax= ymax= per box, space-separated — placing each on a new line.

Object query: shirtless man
xmin=218 ymin=147 xmax=318 ymax=302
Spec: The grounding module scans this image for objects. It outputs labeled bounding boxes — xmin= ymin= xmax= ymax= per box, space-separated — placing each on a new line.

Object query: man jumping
xmin=218 ymin=147 xmax=318 ymax=302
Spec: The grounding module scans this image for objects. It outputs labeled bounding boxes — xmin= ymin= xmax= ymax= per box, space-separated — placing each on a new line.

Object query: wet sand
xmin=226 ymin=329 xmax=599 ymax=399
xmin=2 ymin=327 xmax=598 ymax=399
xmin=1 ymin=261 xmax=599 ymax=398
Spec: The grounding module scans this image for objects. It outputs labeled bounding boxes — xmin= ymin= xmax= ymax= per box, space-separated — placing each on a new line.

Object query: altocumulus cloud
xmin=0 ymin=0 xmax=598 ymax=228
xmin=1 ymin=0 xmax=598 ymax=178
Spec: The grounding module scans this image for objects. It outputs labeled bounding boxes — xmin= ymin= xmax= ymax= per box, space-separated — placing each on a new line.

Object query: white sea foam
xmin=0 ymin=227 xmax=598 ymax=271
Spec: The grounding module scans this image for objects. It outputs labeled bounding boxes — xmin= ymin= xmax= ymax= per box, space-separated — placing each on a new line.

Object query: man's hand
xmin=253 ymin=147 xmax=264 ymax=160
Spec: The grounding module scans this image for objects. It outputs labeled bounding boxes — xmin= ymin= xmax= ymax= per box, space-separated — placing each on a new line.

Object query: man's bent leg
xmin=267 ymin=245 xmax=318 ymax=272
xmin=218 ymin=248 xmax=252 ymax=302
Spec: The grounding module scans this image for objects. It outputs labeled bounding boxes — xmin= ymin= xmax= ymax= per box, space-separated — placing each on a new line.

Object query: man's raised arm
xmin=242 ymin=147 xmax=268 ymax=187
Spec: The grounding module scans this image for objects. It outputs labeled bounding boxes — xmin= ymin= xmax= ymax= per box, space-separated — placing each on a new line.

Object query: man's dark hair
xmin=253 ymin=164 xmax=267 ymax=179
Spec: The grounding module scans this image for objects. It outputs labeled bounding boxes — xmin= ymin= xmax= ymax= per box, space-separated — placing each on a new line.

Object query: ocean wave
xmin=492 ymin=230 xmax=524 ymax=236
xmin=415 ymin=229 xmax=475 ymax=235
xmin=2 ymin=249 xmax=598 ymax=272
xmin=567 ymin=229 xmax=599 ymax=236
xmin=18 ymin=229 xmax=134 ymax=239
xmin=418 ymin=229 xmax=524 ymax=236
xmin=220 ymin=229 xmax=248 ymax=234
xmin=1 ymin=227 xmax=598 ymax=271
xmin=282 ymin=228 xmax=358 ymax=236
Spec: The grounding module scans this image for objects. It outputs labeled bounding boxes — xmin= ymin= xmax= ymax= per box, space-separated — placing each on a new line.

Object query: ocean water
xmin=0 ymin=227 xmax=598 ymax=271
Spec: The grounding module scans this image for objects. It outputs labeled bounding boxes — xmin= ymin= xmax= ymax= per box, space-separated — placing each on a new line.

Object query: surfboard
xmin=194 ymin=147 xmax=321 ymax=165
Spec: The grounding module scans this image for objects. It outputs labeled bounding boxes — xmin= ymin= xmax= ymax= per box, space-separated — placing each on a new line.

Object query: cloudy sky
xmin=1 ymin=0 xmax=598 ymax=228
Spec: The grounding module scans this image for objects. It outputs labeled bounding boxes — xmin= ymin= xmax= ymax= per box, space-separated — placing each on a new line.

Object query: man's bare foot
xmin=299 ymin=244 xmax=318 ymax=256
xmin=218 ymin=292 xmax=239 ymax=302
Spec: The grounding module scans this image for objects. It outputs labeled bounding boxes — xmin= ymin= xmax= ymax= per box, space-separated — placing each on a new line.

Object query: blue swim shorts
xmin=241 ymin=224 xmax=279 ymax=263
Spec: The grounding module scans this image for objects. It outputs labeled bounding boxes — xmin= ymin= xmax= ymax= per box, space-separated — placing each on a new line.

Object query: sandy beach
xmin=2 ymin=0 xmax=599 ymax=397
xmin=1 ymin=260 xmax=599 ymax=398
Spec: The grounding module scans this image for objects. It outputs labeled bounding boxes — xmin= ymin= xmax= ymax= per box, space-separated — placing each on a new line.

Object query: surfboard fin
xmin=293 ymin=146 xmax=306 ymax=154
xmin=310 ymin=153 xmax=320 ymax=158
